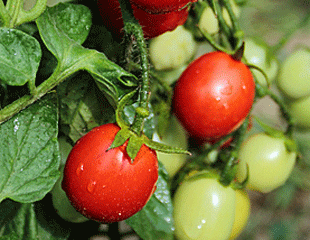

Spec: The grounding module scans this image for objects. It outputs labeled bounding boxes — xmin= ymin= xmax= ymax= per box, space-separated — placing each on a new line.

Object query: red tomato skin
xmin=97 ymin=0 xmax=189 ymax=39
xmin=172 ymin=51 xmax=255 ymax=142
xmin=62 ymin=123 xmax=158 ymax=223
xmin=130 ymin=0 xmax=197 ymax=14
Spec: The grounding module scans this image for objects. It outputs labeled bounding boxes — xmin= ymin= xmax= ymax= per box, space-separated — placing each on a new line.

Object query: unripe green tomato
xmin=173 ymin=175 xmax=236 ymax=240
xmin=236 ymin=133 xmax=296 ymax=193
xmin=153 ymin=116 xmax=188 ymax=178
xmin=287 ymin=95 xmax=310 ymax=129
xmin=198 ymin=0 xmax=240 ymax=35
xmin=149 ymin=26 xmax=197 ymax=71
xmin=244 ymin=38 xmax=278 ymax=87
xmin=229 ymin=190 xmax=250 ymax=240
xmin=277 ymin=47 xmax=310 ymax=99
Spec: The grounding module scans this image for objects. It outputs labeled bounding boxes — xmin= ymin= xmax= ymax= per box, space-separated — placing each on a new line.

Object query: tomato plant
xmin=62 ymin=123 xmax=158 ymax=223
xmin=236 ymin=133 xmax=297 ymax=193
xmin=130 ymin=0 xmax=197 ymax=14
xmin=97 ymin=0 xmax=189 ymax=39
xmin=173 ymin=172 xmax=236 ymax=240
xmin=172 ymin=51 xmax=255 ymax=142
xmin=0 ymin=0 xmax=308 ymax=239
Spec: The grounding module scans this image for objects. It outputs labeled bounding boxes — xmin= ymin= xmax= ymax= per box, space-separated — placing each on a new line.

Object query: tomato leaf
xmin=126 ymin=161 xmax=174 ymax=240
xmin=58 ymin=73 xmax=115 ymax=142
xmin=36 ymin=3 xmax=138 ymax=107
xmin=0 ymin=28 xmax=41 ymax=86
xmin=0 ymin=200 xmax=70 ymax=240
xmin=0 ymin=93 xmax=60 ymax=203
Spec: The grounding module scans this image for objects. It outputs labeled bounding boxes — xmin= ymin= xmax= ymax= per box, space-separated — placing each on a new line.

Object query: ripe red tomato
xmin=130 ymin=0 xmax=197 ymax=14
xmin=62 ymin=123 xmax=158 ymax=223
xmin=97 ymin=0 xmax=189 ymax=39
xmin=172 ymin=51 xmax=255 ymax=142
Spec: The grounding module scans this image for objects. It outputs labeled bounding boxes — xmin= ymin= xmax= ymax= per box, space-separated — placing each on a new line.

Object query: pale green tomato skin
xmin=149 ymin=26 xmax=197 ymax=71
xmin=277 ymin=48 xmax=310 ymax=99
xmin=236 ymin=133 xmax=296 ymax=193
xmin=173 ymin=177 xmax=236 ymax=240
xmin=244 ymin=38 xmax=278 ymax=87
xmin=229 ymin=190 xmax=250 ymax=240
xmin=198 ymin=0 xmax=240 ymax=35
xmin=153 ymin=116 xmax=188 ymax=178
xmin=288 ymin=96 xmax=310 ymax=129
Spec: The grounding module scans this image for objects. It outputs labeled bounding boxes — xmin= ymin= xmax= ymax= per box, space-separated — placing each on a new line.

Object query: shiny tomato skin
xmin=62 ymin=123 xmax=158 ymax=223
xmin=97 ymin=0 xmax=189 ymax=39
xmin=130 ymin=0 xmax=197 ymax=14
xmin=172 ymin=51 xmax=255 ymax=142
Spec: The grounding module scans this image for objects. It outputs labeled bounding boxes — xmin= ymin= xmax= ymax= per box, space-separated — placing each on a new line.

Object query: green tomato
xmin=236 ymin=133 xmax=296 ymax=193
xmin=149 ymin=26 xmax=197 ymax=71
xmin=173 ymin=174 xmax=236 ymax=240
xmin=288 ymin=95 xmax=310 ymax=129
xmin=277 ymin=47 xmax=310 ymax=99
xmin=198 ymin=0 xmax=240 ymax=35
xmin=243 ymin=38 xmax=278 ymax=87
xmin=153 ymin=115 xmax=188 ymax=178
xmin=229 ymin=190 xmax=250 ymax=240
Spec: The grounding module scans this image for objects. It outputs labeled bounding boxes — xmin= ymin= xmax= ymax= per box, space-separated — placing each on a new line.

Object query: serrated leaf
xmin=58 ymin=73 xmax=115 ymax=142
xmin=36 ymin=3 xmax=91 ymax=59
xmin=0 ymin=28 xmax=41 ymax=86
xmin=0 ymin=93 xmax=60 ymax=203
xmin=126 ymin=161 xmax=174 ymax=240
xmin=36 ymin=4 xmax=137 ymax=107
xmin=0 ymin=201 xmax=69 ymax=240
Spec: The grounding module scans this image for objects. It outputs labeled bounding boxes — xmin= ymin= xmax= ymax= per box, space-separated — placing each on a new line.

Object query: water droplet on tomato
xmin=220 ymin=85 xmax=233 ymax=95
xmin=76 ymin=163 xmax=84 ymax=176
xmin=87 ymin=181 xmax=97 ymax=193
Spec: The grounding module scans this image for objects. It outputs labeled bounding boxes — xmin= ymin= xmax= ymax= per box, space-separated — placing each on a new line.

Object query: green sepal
xmin=232 ymin=164 xmax=250 ymax=190
xmin=127 ymin=134 xmax=144 ymax=162
xmin=219 ymin=153 xmax=239 ymax=187
xmin=108 ymin=127 xmax=132 ymax=150
xmin=116 ymin=89 xmax=138 ymax=129
xmin=143 ymin=135 xmax=191 ymax=155
xmin=254 ymin=116 xmax=298 ymax=153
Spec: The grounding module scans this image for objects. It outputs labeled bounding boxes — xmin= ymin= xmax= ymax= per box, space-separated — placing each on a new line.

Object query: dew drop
xmin=220 ymin=85 xmax=233 ymax=95
xmin=87 ymin=180 xmax=97 ymax=193
xmin=76 ymin=163 xmax=84 ymax=176
xmin=216 ymin=97 xmax=221 ymax=101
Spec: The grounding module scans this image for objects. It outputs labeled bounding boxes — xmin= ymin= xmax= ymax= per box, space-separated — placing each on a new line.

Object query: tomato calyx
xmin=109 ymin=90 xmax=190 ymax=161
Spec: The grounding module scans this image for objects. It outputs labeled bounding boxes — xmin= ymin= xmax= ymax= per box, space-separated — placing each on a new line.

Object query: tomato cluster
xmin=97 ymin=0 xmax=196 ymax=39
xmin=57 ymin=1 xmax=300 ymax=239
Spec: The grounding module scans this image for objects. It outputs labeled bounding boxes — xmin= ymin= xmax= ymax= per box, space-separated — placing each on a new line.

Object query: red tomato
xmin=62 ymin=123 xmax=158 ymax=223
xmin=172 ymin=51 xmax=255 ymax=142
xmin=130 ymin=0 xmax=197 ymax=14
xmin=97 ymin=0 xmax=189 ymax=39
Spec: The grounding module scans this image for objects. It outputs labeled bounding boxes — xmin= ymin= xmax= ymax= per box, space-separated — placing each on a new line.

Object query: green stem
xmin=0 ymin=63 xmax=74 ymax=124
xmin=118 ymin=0 xmax=151 ymax=136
